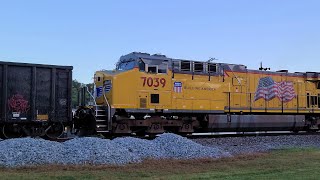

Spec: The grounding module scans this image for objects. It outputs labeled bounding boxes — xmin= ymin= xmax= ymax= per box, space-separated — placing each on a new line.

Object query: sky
xmin=0 ymin=0 xmax=319 ymax=83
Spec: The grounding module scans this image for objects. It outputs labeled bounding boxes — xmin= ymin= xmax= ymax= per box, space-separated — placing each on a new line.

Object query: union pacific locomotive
xmin=74 ymin=52 xmax=320 ymax=136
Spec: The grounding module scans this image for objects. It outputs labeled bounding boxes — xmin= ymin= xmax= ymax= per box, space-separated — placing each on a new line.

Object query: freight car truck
xmin=0 ymin=61 xmax=73 ymax=138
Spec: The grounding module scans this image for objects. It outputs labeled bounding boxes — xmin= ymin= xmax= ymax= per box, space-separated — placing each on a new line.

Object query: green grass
xmin=1 ymin=148 xmax=320 ymax=180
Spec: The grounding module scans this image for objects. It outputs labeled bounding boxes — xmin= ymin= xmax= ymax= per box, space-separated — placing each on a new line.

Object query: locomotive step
xmin=96 ymin=130 xmax=109 ymax=133
xmin=96 ymin=120 xmax=107 ymax=122
xmin=95 ymin=115 xmax=106 ymax=117
xmin=95 ymin=110 xmax=106 ymax=112
xmin=97 ymin=125 xmax=107 ymax=128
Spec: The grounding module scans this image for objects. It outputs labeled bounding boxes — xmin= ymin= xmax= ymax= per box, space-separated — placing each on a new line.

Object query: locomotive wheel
xmin=45 ymin=122 xmax=64 ymax=139
xmin=2 ymin=124 xmax=23 ymax=139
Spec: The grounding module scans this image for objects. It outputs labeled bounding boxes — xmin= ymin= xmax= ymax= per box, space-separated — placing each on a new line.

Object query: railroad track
xmin=187 ymin=131 xmax=320 ymax=139
xmin=61 ymin=131 xmax=320 ymax=141
xmin=2 ymin=131 xmax=317 ymax=142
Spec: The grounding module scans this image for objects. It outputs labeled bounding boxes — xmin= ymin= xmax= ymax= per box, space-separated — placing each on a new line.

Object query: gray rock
xmin=154 ymin=133 xmax=231 ymax=159
xmin=0 ymin=137 xmax=65 ymax=167
xmin=0 ymin=133 xmax=230 ymax=167
xmin=63 ymin=137 xmax=140 ymax=165
xmin=5 ymin=133 xmax=317 ymax=167
xmin=194 ymin=134 xmax=320 ymax=155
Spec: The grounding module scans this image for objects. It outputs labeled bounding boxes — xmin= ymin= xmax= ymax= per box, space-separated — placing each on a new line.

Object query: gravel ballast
xmin=193 ymin=135 xmax=320 ymax=155
xmin=0 ymin=133 xmax=319 ymax=167
xmin=0 ymin=133 xmax=229 ymax=167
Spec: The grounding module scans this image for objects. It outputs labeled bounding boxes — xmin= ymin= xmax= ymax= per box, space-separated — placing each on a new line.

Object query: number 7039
xmin=140 ymin=77 xmax=166 ymax=87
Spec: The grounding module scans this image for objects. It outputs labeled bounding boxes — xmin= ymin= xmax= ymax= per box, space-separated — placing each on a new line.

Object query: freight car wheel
xmin=2 ymin=124 xmax=23 ymax=139
xmin=45 ymin=122 xmax=64 ymax=139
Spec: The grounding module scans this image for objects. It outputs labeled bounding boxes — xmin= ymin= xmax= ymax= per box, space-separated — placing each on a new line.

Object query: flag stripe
xmin=254 ymin=77 xmax=295 ymax=102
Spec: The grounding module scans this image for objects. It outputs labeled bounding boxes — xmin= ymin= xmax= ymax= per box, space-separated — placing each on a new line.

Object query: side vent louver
xmin=140 ymin=98 xmax=147 ymax=108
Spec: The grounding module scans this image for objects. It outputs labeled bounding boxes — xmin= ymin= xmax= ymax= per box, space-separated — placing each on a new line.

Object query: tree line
xmin=72 ymin=80 xmax=94 ymax=108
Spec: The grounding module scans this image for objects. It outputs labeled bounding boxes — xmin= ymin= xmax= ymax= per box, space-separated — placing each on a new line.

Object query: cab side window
xmin=151 ymin=94 xmax=159 ymax=103
xmin=181 ymin=61 xmax=191 ymax=71
xmin=194 ymin=62 xmax=204 ymax=72
xmin=139 ymin=60 xmax=145 ymax=71
xmin=148 ymin=66 xmax=157 ymax=73
xmin=172 ymin=61 xmax=180 ymax=71
xmin=145 ymin=62 xmax=168 ymax=74
xmin=158 ymin=63 xmax=168 ymax=74
xmin=208 ymin=63 xmax=217 ymax=73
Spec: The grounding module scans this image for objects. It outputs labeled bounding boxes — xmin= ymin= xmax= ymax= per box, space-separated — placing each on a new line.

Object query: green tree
xmin=72 ymin=80 xmax=82 ymax=108
xmin=72 ymin=80 xmax=95 ymax=108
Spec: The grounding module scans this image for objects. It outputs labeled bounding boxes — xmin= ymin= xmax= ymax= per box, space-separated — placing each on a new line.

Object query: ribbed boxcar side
xmin=0 ymin=61 xmax=73 ymax=138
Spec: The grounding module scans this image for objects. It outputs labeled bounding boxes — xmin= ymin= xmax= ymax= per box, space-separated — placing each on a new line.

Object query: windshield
xmin=116 ymin=60 xmax=136 ymax=71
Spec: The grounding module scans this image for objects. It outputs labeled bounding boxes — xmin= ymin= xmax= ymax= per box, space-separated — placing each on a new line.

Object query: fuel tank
xmin=207 ymin=114 xmax=305 ymax=131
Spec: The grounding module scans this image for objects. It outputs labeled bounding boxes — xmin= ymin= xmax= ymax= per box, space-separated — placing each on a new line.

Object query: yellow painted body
xmin=94 ymin=68 xmax=320 ymax=114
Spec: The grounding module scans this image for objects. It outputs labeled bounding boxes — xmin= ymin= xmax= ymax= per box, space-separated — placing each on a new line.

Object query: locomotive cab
xmin=77 ymin=52 xmax=173 ymax=134
xmin=110 ymin=53 xmax=172 ymax=115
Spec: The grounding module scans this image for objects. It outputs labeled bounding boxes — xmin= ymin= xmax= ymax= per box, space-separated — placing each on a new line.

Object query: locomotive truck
xmin=74 ymin=52 xmax=320 ymax=136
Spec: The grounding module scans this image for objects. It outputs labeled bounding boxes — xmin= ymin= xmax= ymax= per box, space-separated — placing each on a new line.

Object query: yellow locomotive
xmin=75 ymin=52 xmax=320 ymax=135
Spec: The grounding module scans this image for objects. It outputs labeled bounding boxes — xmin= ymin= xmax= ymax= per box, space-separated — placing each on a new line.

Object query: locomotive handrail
xmin=228 ymin=68 xmax=241 ymax=85
xmin=102 ymin=86 xmax=112 ymax=131
xmin=225 ymin=92 xmax=318 ymax=114
xmin=83 ymin=84 xmax=97 ymax=106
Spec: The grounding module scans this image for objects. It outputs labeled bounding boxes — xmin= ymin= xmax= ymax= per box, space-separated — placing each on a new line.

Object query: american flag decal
xmin=174 ymin=82 xmax=182 ymax=93
xmin=254 ymin=76 xmax=295 ymax=102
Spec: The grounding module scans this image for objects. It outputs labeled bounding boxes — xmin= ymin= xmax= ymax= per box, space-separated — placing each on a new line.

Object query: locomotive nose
xmin=103 ymin=79 xmax=112 ymax=93
xmin=94 ymin=71 xmax=113 ymax=106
